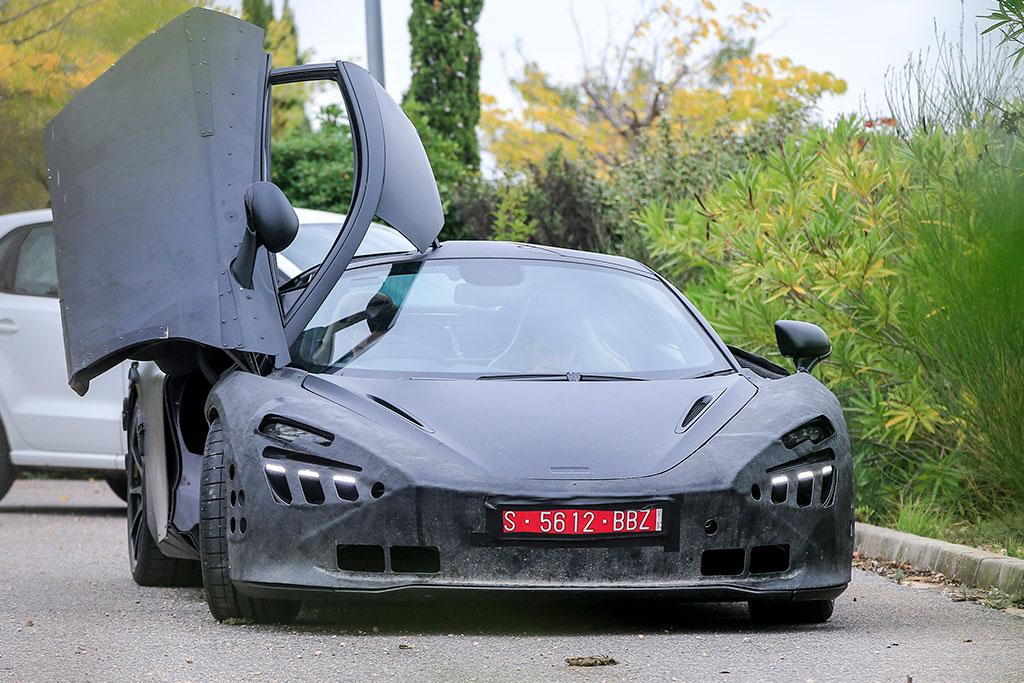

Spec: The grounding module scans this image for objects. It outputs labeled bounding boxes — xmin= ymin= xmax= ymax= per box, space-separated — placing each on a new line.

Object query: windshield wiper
xmin=476 ymin=372 xmax=647 ymax=381
xmin=686 ymin=368 xmax=737 ymax=379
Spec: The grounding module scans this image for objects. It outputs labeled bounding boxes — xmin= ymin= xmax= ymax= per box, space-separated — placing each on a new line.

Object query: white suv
xmin=0 ymin=208 xmax=412 ymax=501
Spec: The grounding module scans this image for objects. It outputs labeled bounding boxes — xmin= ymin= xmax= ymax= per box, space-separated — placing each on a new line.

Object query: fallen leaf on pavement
xmin=566 ymin=655 xmax=617 ymax=667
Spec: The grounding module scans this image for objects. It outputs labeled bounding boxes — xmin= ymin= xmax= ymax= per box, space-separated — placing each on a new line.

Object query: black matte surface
xmin=44 ymin=9 xmax=285 ymax=394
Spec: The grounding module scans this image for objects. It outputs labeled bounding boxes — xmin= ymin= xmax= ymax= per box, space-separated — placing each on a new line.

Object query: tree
xmin=482 ymin=2 xmax=846 ymax=172
xmin=405 ymin=0 xmax=484 ymax=170
xmin=243 ymin=0 xmax=309 ymax=138
xmin=983 ymin=0 xmax=1024 ymax=64
xmin=0 ymin=0 xmax=197 ymax=211
xmin=241 ymin=0 xmax=273 ymax=30
xmin=266 ymin=1 xmax=310 ymax=137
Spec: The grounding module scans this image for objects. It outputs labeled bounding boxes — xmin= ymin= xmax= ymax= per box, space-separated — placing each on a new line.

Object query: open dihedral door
xmin=45 ymin=9 xmax=285 ymax=394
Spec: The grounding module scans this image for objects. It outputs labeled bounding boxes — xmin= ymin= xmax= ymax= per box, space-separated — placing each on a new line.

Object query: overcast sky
xmin=237 ymin=0 xmax=1000 ymax=122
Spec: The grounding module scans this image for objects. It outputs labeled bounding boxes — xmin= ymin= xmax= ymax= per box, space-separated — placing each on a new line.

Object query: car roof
xmin=356 ymin=239 xmax=656 ymax=277
xmin=0 ymin=209 xmax=52 ymax=236
xmin=0 ymin=209 xmax=651 ymax=276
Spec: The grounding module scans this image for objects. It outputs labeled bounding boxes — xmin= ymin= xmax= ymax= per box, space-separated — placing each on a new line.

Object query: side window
xmin=0 ymin=230 xmax=18 ymax=290
xmin=269 ymin=80 xmax=357 ymax=274
xmin=13 ymin=225 xmax=58 ymax=298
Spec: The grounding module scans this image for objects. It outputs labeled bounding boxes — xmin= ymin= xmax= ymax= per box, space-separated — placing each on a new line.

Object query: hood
xmin=304 ymin=373 xmax=757 ymax=480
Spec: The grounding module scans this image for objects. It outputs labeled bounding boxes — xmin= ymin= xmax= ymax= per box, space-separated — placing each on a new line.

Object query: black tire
xmin=0 ymin=420 xmax=14 ymax=503
xmin=126 ymin=401 xmax=202 ymax=587
xmin=106 ymin=474 xmax=128 ymax=502
xmin=748 ymin=598 xmax=834 ymax=624
xmin=200 ymin=419 xmax=301 ymax=623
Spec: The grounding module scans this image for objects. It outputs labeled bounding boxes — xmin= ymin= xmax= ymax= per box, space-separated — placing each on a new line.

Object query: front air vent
xmin=770 ymin=476 xmax=788 ymax=504
xmin=700 ymin=548 xmax=745 ymax=576
xmin=820 ymin=465 xmax=836 ymax=507
xmin=796 ymin=471 xmax=814 ymax=507
xmin=750 ymin=544 xmax=790 ymax=574
xmin=766 ymin=448 xmax=835 ymax=474
xmin=679 ymin=396 xmax=712 ymax=432
xmin=758 ymin=464 xmax=837 ymax=509
xmin=263 ymin=446 xmax=362 ymax=472
xmin=297 ymin=469 xmax=326 ymax=505
xmin=338 ymin=544 xmax=385 ymax=572
xmin=264 ymin=463 xmax=292 ymax=504
xmin=333 ymin=474 xmax=359 ymax=501
xmin=367 ymin=395 xmax=433 ymax=432
xmin=676 ymin=390 xmax=724 ymax=434
xmin=390 ymin=546 xmax=441 ymax=574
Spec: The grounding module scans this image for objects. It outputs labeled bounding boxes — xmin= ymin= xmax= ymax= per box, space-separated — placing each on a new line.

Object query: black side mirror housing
xmin=775 ymin=320 xmax=831 ymax=373
xmin=231 ymin=181 xmax=299 ymax=288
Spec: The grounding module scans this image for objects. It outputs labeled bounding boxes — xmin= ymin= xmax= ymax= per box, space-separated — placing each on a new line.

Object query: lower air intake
xmin=390 ymin=546 xmax=441 ymax=574
xmin=750 ymin=544 xmax=790 ymax=574
xmin=338 ymin=544 xmax=385 ymax=572
xmin=700 ymin=548 xmax=745 ymax=576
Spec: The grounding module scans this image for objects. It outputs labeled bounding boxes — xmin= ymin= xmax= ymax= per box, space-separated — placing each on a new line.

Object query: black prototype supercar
xmin=45 ymin=10 xmax=853 ymax=624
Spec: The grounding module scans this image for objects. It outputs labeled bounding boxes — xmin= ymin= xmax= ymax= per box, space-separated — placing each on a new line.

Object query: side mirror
xmin=231 ymin=182 xmax=299 ymax=288
xmin=775 ymin=320 xmax=831 ymax=373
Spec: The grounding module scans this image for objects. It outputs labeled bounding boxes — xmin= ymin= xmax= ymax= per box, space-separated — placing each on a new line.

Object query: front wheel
xmin=199 ymin=419 xmax=300 ymax=623
xmin=748 ymin=599 xmax=834 ymax=624
xmin=126 ymin=402 xmax=201 ymax=587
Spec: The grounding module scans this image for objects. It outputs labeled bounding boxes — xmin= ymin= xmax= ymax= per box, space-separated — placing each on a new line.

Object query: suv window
xmin=13 ymin=225 xmax=58 ymax=297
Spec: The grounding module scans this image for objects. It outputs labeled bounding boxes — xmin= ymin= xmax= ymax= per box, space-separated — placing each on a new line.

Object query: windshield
xmin=290 ymin=258 xmax=730 ymax=379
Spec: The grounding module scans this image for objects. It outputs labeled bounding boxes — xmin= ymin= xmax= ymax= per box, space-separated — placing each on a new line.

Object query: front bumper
xmin=225 ymin=463 xmax=853 ymax=601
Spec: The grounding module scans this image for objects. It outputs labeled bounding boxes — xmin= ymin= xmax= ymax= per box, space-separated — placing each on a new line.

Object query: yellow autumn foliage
xmin=482 ymin=2 xmax=846 ymax=171
xmin=0 ymin=1 xmax=197 ymax=209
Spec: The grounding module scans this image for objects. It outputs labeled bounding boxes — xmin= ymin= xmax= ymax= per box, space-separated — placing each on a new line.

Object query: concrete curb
xmin=855 ymin=522 xmax=1024 ymax=598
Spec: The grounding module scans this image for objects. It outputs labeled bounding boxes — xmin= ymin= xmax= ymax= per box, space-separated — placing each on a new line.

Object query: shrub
xmin=641 ymin=118 xmax=1023 ymax=523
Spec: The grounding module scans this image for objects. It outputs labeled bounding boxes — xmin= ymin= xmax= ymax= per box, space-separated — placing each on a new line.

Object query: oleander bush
xmin=640 ymin=117 xmax=1024 ymax=528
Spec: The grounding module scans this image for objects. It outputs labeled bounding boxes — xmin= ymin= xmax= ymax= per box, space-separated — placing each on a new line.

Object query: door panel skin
xmin=44 ymin=9 xmax=284 ymax=395
xmin=44 ymin=9 xmax=445 ymax=396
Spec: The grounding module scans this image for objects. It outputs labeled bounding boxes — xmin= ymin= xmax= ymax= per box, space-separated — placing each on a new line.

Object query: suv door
xmin=0 ymin=223 xmax=124 ymax=464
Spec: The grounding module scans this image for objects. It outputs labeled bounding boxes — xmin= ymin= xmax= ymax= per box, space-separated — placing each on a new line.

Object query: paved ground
xmin=1 ymin=480 xmax=1022 ymax=682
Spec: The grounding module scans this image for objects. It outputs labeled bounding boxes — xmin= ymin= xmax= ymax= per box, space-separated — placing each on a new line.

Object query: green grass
xmin=895 ymin=499 xmax=957 ymax=540
xmin=894 ymin=501 xmax=1024 ymax=559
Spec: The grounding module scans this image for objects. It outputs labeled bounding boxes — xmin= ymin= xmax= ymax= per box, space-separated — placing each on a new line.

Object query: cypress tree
xmin=241 ymin=0 xmax=273 ymax=30
xmin=405 ymin=0 xmax=484 ymax=170
xmin=266 ymin=0 xmax=310 ymax=137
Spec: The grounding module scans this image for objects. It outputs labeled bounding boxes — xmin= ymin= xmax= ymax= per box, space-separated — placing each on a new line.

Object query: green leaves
xmin=981 ymin=0 xmax=1024 ymax=66
xmin=405 ymin=0 xmax=484 ymax=170
xmin=641 ymin=117 xmax=1024 ymax=524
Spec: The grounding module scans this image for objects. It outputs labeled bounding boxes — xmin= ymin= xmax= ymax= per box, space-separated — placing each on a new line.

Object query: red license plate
xmin=500 ymin=507 xmax=664 ymax=537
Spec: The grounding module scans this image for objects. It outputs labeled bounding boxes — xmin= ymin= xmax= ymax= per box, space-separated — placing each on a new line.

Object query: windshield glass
xmin=291 ymin=258 xmax=730 ymax=379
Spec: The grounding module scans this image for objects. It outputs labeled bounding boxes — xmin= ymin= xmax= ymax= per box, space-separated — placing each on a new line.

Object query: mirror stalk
xmin=230 ymin=182 xmax=299 ymax=289
xmin=230 ymin=228 xmax=259 ymax=289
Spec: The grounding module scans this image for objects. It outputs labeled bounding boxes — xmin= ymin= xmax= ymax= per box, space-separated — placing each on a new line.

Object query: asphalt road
xmin=1 ymin=480 xmax=1022 ymax=682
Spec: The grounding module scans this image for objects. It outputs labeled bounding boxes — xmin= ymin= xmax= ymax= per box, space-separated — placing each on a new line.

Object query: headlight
xmin=781 ymin=417 xmax=833 ymax=449
xmin=259 ymin=416 xmax=334 ymax=447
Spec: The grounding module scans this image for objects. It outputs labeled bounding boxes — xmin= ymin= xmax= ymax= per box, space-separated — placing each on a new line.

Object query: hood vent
xmin=676 ymin=390 xmax=724 ymax=434
xmin=367 ymin=394 xmax=433 ymax=432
